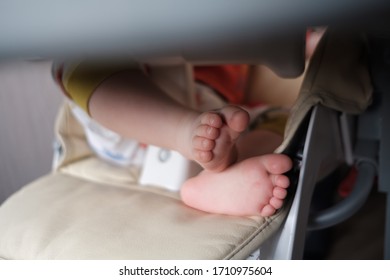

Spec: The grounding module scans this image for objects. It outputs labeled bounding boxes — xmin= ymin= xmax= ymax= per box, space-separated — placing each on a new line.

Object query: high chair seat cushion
xmin=0 ymin=164 xmax=287 ymax=259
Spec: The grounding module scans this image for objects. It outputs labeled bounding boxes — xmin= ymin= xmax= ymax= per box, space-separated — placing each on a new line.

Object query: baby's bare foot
xmin=180 ymin=154 xmax=292 ymax=217
xmin=191 ymin=105 xmax=250 ymax=172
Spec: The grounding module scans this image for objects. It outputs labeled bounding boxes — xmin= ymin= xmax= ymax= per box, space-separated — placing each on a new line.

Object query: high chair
xmin=0 ymin=27 xmax=381 ymax=259
xmin=3 ymin=0 xmax=390 ymax=258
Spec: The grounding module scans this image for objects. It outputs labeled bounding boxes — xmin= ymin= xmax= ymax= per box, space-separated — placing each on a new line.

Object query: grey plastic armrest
xmin=308 ymin=160 xmax=376 ymax=230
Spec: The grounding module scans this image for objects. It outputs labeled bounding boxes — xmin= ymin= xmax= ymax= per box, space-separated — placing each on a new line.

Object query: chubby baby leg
xmin=180 ymin=153 xmax=292 ymax=217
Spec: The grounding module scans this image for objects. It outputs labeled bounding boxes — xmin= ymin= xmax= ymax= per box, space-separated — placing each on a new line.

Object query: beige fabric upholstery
xmin=276 ymin=30 xmax=372 ymax=153
xmin=0 ymin=171 xmax=287 ymax=259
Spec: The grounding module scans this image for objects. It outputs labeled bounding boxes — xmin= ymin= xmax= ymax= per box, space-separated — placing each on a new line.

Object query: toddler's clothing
xmin=53 ymin=62 xmax=248 ymax=167
xmin=193 ymin=65 xmax=248 ymax=104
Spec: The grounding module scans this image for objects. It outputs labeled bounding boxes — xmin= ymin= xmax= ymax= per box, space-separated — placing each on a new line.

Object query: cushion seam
xmin=225 ymin=206 xmax=287 ymax=260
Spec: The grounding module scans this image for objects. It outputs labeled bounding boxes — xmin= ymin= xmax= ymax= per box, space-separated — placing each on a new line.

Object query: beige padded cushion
xmin=0 ymin=171 xmax=286 ymax=259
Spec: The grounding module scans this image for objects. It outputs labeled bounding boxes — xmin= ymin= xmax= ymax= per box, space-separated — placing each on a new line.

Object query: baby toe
xmin=259 ymin=204 xmax=276 ymax=217
xmin=273 ymin=187 xmax=288 ymax=200
xmin=220 ymin=106 xmax=250 ymax=132
xmin=269 ymin=197 xmax=284 ymax=210
xmin=194 ymin=149 xmax=213 ymax=163
xmin=196 ymin=124 xmax=220 ymax=140
xmin=262 ymin=154 xmax=293 ymax=175
xmin=271 ymin=174 xmax=290 ymax=189
xmin=193 ymin=136 xmax=215 ymax=151
xmin=201 ymin=112 xmax=223 ymax=128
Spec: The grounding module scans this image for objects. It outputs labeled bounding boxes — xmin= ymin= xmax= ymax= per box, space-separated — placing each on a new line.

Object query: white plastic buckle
xmin=139 ymin=145 xmax=202 ymax=192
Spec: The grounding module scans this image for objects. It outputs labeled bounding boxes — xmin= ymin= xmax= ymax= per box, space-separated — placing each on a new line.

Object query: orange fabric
xmin=55 ymin=62 xmax=249 ymax=111
xmin=194 ymin=65 xmax=248 ymax=104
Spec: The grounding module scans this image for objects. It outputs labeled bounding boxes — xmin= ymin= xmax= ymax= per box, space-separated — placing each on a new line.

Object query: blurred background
xmin=0 ymin=60 xmax=62 ymax=204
